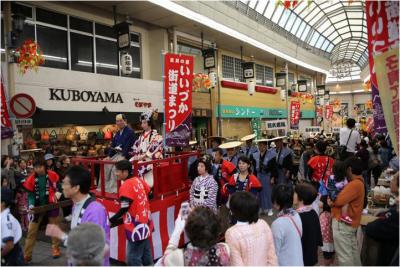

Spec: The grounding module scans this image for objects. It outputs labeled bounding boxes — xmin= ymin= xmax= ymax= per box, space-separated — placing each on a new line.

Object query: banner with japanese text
xmin=366 ymin=1 xmax=399 ymax=154
xmin=290 ymin=101 xmax=300 ymax=130
xmin=366 ymin=1 xmax=391 ymax=135
xmin=164 ymin=53 xmax=194 ymax=146
xmin=1 ymin=78 xmax=13 ymax=139
xmin=325 ymin=105 xmax=333 ymax=120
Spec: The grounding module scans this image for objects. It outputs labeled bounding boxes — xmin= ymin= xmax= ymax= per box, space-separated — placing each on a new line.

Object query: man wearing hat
xmin=251 ymin=139 xmax=277 ymax=216
xmin=107 ymin=114 xmax=136 ymax=159
xmin=23 ymin=158 xmax=62 ymax=263
xmin=272 ymin=136 xmax=294 ymax=184
xmin=206 ymin=136 xmax=226 ymax=156
xmin=220 ymin=141 xmax=242 ymax=167
xmin=1 ymin=188 xmax=24 ymax=266
xmin=240 ymin=133 xmax=259 ymax=157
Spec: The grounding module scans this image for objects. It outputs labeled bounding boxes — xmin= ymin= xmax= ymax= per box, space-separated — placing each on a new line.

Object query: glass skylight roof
xmin=233 ymin=0 xmax=368 ymax=69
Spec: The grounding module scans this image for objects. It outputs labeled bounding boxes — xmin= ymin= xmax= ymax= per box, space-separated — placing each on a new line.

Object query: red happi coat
xmin=23 ymin=170 xmax=59 ymax=206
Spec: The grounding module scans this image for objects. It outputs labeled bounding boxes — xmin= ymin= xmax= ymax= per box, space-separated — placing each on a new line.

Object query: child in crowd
xmin=327 ymin=160 xmax=352 ymax=224
xmin=319 ymin=196 xmax=335 ymax=266
xmin=294 ymin=183 xmax=322 ymax=266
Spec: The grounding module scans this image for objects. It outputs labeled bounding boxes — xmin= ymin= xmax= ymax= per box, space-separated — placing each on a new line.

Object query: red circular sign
xmin=10 ymin=93 xmax=36 ymax=118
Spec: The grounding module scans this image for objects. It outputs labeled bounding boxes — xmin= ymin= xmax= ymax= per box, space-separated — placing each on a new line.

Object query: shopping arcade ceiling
xmin=230 ymin=0 xmax=368 ymax=78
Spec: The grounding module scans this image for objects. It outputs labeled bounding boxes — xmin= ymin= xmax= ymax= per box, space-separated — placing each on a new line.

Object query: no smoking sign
xmin=10 ymin=93 xmax=36 ymax=119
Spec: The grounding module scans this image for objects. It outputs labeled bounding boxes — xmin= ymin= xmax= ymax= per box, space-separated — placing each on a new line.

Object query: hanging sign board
xmin=114 ymin=22 xmax=131 ymax=50
xmin=242 ymin=62 xmax=255 ymax=79
xmin=265 ymin=119 xmax=287 ymax=130
xmin=202 ymin=48 xmax=216 ymax=69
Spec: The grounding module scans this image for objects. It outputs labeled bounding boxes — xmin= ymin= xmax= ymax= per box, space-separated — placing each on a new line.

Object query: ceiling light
xmin=148 ymin=0 xmax=330 ymax=75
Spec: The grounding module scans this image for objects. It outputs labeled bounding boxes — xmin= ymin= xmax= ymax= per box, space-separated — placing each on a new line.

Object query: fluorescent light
xmin=43 ymin=54 xmax=67 ymax=62
xmin=77 ymin=60 xmax=93 ymax=67
xmin=148 ymin=0 xmax=330 ymax=75
xmin=353 ymin=89 xmax=371 ymax=93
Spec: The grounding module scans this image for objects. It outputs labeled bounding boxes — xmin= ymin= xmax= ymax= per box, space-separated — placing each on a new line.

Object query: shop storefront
xmin=217 ymin=80 xmax=315 ymax=139
xmin=13 ymin=65 xmax=163 ymax=158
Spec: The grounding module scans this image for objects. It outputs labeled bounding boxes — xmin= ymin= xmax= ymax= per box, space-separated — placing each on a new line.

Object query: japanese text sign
xmin=1 ymin=78 xmax=11 ymax=128
xmin=290 ymin=101 xmax=300 ymax=130
xmin=366 ymin=1 xmax=399 ymax=154
xmin=265 ymin=119 xmax=287 ymax=130
xmin=164 ymin=53 xmax=194 ymax=146
xmin=325 ymin=105 xmax=333 ymax=120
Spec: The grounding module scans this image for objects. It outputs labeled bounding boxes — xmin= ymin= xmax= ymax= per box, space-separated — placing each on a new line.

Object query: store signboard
xmin=303 ymin=126 xmax=321 ymax=134
xmin=163 ymin=53 xmax=194 ymax=146
xmin=202 ymin=48 xmax=216 ymax=69
xmin=242 ymin=62 xmax=255 ymax=79
xmin=297 ymin=80 xmax=307 ymax=92
xmin=218 ymin=105 xmax=315 ymax=119
xmin=14 ymin=67 xmax=163 ymax=113
xmin=251 ymin=118 xmax=262 ymax=138
xmin=265 ymin=119 xmax=287 ymax=131
xmin=218 ymin=105 xmax=286 ymax=119
xmin=14 ymin=118 xmax=32 ymax=126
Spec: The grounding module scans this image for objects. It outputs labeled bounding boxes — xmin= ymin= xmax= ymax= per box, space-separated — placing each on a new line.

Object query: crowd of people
xmin=1 ymin=115 xmax=399 ymax=266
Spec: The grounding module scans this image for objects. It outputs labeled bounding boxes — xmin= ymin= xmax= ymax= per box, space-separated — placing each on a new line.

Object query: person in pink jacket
xmin=225 ymin=191 xmax=278 ymax=266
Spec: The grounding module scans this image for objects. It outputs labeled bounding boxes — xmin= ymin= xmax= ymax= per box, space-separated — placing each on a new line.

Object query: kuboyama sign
xmin=49 ymin=88 xmax=123 ymax=103
xmin=366 ymin=1 xmax=399 ymax=154
xmin=164 ymin=53 xmax=194 ymax=146
xmin=14 ymin=67 xmax=163 ymax=113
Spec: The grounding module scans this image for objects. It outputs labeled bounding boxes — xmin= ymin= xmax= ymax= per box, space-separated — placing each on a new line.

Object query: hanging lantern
xmin=208 ymin=71 xmax=217 ymax=87
xmin=247 ymin=80 xmax=255 ymax=96
xmin=121 ymin=52 xmax=133 ymax=75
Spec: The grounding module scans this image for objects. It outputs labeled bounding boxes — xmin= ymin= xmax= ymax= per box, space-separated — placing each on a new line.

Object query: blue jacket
xmin=108 ymin=126 xmax=136 ymax=159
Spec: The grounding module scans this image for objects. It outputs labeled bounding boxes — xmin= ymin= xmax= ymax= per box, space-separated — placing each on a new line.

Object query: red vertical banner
xmin=164 ymin=53 xmax=194 ymax=146
xmin=325 ymin=105 xmax=333 ymax=120
xmin=1 ymin=79 xmax=11 ymax=128
xmin=366 ymin=1 xmax=399 ymax=154
xmin=290 ymin=101 xmax=300 ymax=130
